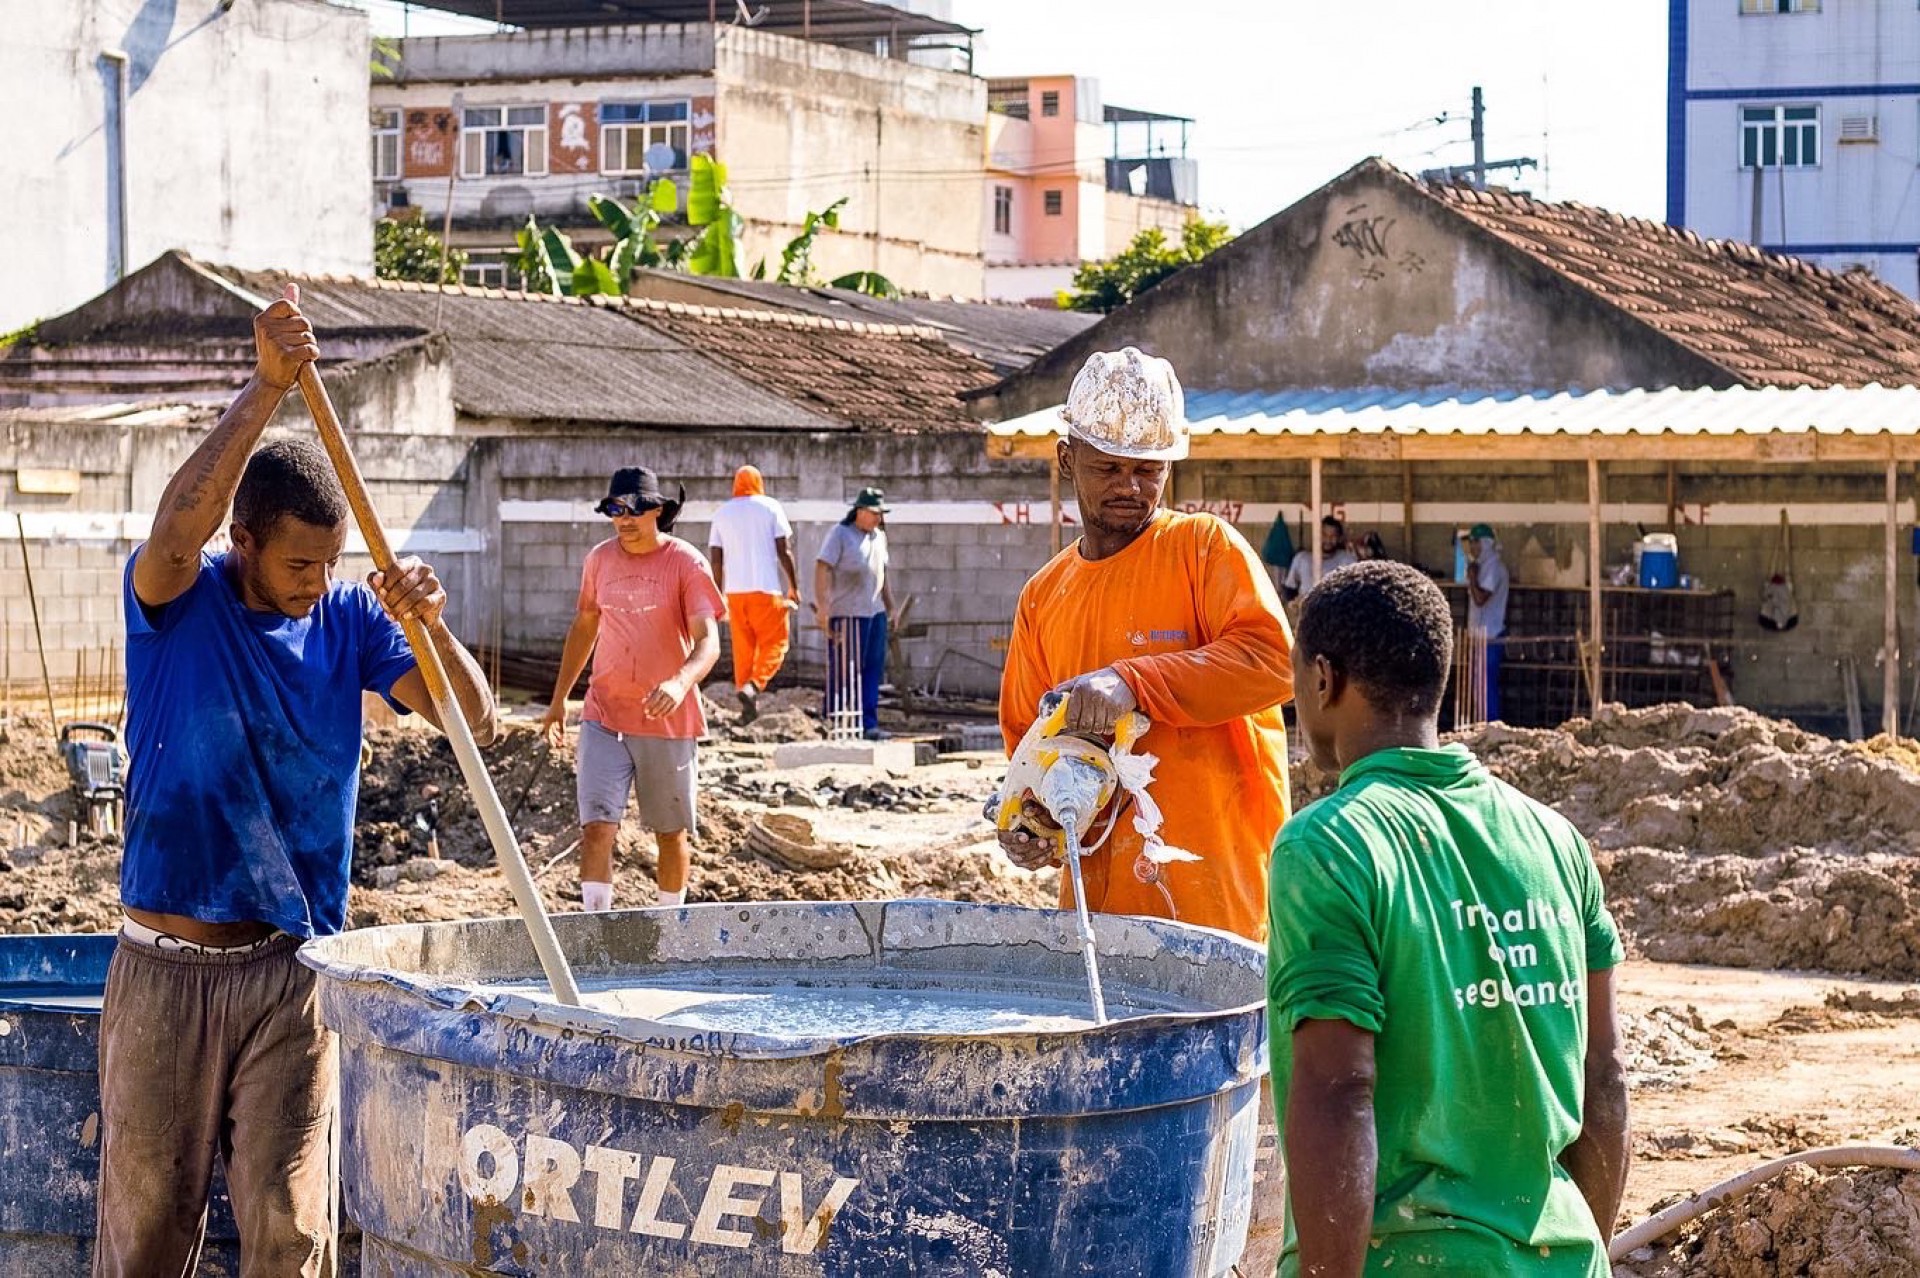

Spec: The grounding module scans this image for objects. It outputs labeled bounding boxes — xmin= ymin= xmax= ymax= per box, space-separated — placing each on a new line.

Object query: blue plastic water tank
xmin=300 ymin=900 xmax=1268 ymax=1277
xmin=0 ymin=934 xmax=241 ymax=1276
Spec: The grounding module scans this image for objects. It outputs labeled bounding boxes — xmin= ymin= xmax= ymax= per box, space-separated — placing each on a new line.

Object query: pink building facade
xmin=983 ymin=75 xmax=1198 ymax=304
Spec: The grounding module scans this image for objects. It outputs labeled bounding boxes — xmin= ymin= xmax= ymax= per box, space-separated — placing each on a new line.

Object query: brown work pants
xmin=93 ymin=933 xmax=338 ymax=1278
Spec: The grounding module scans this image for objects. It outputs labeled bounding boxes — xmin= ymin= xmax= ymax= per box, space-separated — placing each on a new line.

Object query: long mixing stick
xmin=295 ymin=365 xmax=582 ymax=1006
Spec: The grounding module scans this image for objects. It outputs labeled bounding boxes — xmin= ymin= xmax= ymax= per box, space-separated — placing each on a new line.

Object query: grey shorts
xmin=577 ymin=720 xmax=698 ymax=834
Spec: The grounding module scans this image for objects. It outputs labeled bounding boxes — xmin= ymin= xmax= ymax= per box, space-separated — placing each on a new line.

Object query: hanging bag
xmin=1759 ymin=508 xmax=1799 ymax=631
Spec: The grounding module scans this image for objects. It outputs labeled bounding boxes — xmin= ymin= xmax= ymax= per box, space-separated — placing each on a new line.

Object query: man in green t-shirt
xmin=1268 ymin=561 xmax=1630 ymax=1276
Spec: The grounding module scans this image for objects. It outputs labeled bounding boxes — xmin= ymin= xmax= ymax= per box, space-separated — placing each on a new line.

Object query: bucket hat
xmin=1059 ymin=347 xmax=1188 ymax=462
xmin=595 ymin=467 xmax=684 ymax=530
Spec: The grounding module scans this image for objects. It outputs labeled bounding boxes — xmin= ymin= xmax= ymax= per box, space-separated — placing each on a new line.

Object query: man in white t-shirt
xmin=1282 ymin=516 xmax=1359 ymax=603
xmin=707 ymin=465 xmax=801 ymax=723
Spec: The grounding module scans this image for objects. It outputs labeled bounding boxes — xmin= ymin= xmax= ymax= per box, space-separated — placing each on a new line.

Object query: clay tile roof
xmin=1391 ymin=164 xmax=1920 ymax=388
xmin=612 ymin=296 xmax=997 ymax=433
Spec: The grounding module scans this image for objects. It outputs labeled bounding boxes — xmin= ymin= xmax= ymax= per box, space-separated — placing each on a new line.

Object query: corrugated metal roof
xmin=988 ymin=384 xmax=1920 ymax=440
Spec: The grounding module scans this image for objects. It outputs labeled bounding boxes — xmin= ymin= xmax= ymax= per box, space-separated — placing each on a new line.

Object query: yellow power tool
xmin=988 ymin=691 xmax=1198 ymax=1024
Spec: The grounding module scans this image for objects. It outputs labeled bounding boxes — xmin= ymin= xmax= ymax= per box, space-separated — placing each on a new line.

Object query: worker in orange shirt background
xmin=996 ymin=346 xmax=1294 ymax=942
xmin=707 ymin=465 xmax=801 ymax=725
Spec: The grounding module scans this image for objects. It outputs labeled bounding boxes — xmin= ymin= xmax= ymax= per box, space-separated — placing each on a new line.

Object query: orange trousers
xmin=728 ymin=592 xmax=792 ymax=690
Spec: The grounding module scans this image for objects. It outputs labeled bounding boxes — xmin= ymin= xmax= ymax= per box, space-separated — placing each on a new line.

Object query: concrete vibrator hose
xmin=1608 ymin=1143 xmax=1920 ymax=1260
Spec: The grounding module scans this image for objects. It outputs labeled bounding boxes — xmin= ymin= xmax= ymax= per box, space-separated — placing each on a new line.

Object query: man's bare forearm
xmin=149 ymin=376 xmax=286 ymax=563
xmin=709 ymin=547 xmax=727 ymax=595
xmin=673 ymin=622 xmax=721 ymax=689
xmin=549 ymin=613 xmax=599 ymax=709
xmin=1561 ymin=1061 xmax=1631 ymax=1240
xmin=427 ymin=619 xmax=499 ymax=745
xmin=1287 ymin=1083 xmax=1377 ymax=1275
xmin=777 ymin=543 xmax=801 ymax=596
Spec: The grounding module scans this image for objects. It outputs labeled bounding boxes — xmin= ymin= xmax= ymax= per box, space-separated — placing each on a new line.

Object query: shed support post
xmin=1588 ymin=457 xmax=1604 ymax=718
xmin=1310 ymin=456 xmax=1323 ymax=584
xmin=1886 ymin=458 xmax=1901 ymax=740
xmin=1049 ymin=449 xmax=1062 ymax=558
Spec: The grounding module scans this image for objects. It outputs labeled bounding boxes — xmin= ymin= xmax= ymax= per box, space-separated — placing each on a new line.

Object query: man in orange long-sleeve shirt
xmin=997 ymin=347 xmax=1294 ymax=943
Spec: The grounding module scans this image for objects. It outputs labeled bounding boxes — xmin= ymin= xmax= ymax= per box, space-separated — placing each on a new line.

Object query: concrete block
xmin=955 ymin=544 xmax=1005 ymax=572
xmin=771 ymin=740 xmax=919 ymax=771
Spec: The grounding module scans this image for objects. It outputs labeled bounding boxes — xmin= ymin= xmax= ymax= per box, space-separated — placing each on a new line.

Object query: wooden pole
xmin=294 ymin=365 xmax=581 ymax=1006
xmin=1588 ymin=457 xmax=1604 ymax=718
xmin=1310 ymin=457 xmax=1324 ymax=584
xmin=1886 ymin=457 xmax=1900 ymax=739
xmin=15 ymin=515 xmax=58 ymax=730
xmin=1401 ymin=461 xmax=1415 ymax=562
xmin=1048 ymin=449 xmax=1062 ymax=557
xmin=1666 ymin=461 xmax=1678 ymax=534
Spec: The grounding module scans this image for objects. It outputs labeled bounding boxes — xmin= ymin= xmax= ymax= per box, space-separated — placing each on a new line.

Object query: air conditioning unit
xmin=1840 ymin=114 xmax=1879 ymax=143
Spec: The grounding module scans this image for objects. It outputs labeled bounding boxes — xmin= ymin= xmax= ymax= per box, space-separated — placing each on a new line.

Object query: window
xmin=1742 ymin=105 xmax=1819 ymax=167
xmin=1740 ymin=0 xmax=1818 ymax=11
xmin=600 ymin=100 xmax=690 ymax=175
xmin=993 ymin=185 xmax=1013 ymax=235
xmin=463 ymin=258 xmax=509 ymax=289
xmin=1040 ymin=90 xmax=1060 ymax=117
xmin=371 ymin=108 xmax=401 ymax=181
xmin=460 ymin=105 xmax=548 ymax=178
xmin=1043 ymin=188 xmax=1063 ymax=216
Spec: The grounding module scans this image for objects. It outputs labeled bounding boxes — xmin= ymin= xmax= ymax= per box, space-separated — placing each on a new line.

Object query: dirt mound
xmin=1293 ymin=704 xmax=1920 ymax=979
xmin=1619 ymin=1155 xmax=1920 ymax=1277
xmin=701 ymin=684 xmax=824 ymax=746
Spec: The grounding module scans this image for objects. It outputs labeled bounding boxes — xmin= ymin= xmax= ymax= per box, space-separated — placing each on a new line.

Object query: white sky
xmin=348 ymin=0 xmax=1672 ymax=231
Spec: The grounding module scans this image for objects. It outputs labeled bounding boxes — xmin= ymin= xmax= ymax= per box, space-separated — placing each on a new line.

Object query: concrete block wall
xmin=492 ymin=431 xmax=1054 ymax=700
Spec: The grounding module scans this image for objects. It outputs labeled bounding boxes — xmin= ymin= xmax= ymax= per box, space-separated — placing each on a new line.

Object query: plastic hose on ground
xmin=1608 ymin=1144 xmax=1920 ymax=1260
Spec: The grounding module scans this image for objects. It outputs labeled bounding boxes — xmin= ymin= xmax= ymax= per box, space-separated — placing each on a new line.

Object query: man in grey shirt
xmin=813 ymin=487 xmax=895 ymax=739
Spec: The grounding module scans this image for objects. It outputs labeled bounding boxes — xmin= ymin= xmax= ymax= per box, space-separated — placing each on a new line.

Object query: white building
xmin=1672 ymin=0 xmax=1920 ymax=296
xmin=6 ymin=0 xmax=373 ymax=334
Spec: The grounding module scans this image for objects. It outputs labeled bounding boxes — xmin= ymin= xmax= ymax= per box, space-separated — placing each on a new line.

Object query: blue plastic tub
xmin=300 ymin=899 xmax=1268 ymax=1276
xmin=0 ymin=934 xmax=240 ymax=1276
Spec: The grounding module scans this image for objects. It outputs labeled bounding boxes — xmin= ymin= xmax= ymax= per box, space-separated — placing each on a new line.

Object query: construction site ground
xmin=2 ymin=689 xmax=1918 ymax=1273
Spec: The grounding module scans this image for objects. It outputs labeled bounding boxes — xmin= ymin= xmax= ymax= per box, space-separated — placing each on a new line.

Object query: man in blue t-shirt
xmin=94 ymin=284 xmax=497 ymax=1277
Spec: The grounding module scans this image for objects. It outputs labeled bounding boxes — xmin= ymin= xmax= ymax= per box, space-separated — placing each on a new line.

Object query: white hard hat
xmin=1059 ymin=347 xmax=1188 ymax=462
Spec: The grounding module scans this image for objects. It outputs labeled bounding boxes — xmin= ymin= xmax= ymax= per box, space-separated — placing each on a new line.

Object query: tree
xmin=1060 ymin=218 xmax=1233 ymax=314
xmin=374 ymin=217 xmax=467 ymax=285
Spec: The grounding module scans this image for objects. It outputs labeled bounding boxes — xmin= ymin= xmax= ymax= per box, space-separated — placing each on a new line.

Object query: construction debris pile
xmin=1295 ymin=703 xmax=1920 ymax=979
xmin=1617 ymin=1136 xmax=1920 ymax=1278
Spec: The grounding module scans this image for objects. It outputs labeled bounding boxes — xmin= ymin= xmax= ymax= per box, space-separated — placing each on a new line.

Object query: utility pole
xmin=1418 ymin=86 xmax=1538 ymax=190
xmin=1471 ymin=86 xmax=1486 ymax=189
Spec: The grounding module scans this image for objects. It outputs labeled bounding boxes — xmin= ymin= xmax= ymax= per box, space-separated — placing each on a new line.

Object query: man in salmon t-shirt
xmin=543 ymin=467 xmax=724 ymax=911
xmin=996 ymin=347 xmax=1294 ymax=942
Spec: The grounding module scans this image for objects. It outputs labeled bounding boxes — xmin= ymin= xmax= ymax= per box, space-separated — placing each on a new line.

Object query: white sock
xmin=657 ymin=887 xmax=687 ymax=907
xmin=581 ymin=881 xmax=613 ymax=912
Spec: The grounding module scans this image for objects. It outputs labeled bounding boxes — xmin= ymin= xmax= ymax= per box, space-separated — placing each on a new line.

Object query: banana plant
xmin=513 ymin=216 xmax=581 ymax=297
xmin=828 ymin=270 xmax=901 ymax=299
xmin=589 ymin=179 xmax=680 ymax=284
xmin=776 ymin=198 xmax=846 ymax=285
xmin=684 ymin=154 xmax=745 ymax=280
